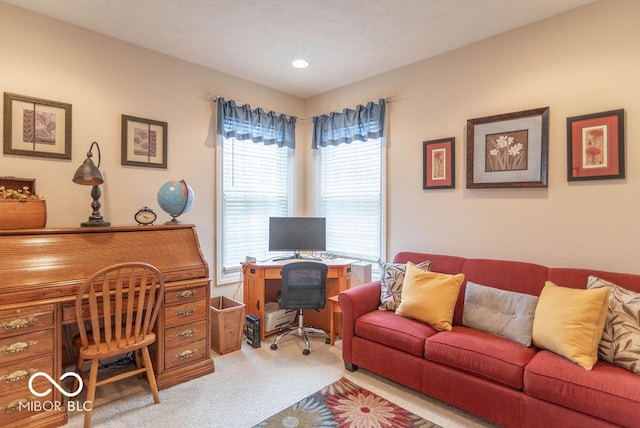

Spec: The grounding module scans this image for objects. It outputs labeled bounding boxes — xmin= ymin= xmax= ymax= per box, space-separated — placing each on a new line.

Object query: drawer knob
xmin=176 ymin=349 xmax=197 ymax=360
xmin=1 ymin=368 xmax=37 ymax=384
xmin=176 ymin=290 xmax=197 ymax=299
xmin=0 ymin=340 xmax=38 ymax=355
xmin=1 ymin=316 xmax=39 ymax=330
xmin=176 ymin=329 xmax=196 ymax=339
xmin=176 ymin=308 xmax=195 ymax=317
xmin=3 ymin=397 xmax=33 ymax=413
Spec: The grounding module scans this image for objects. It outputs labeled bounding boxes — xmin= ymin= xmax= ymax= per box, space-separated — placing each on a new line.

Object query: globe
xmin=157 ymin=179 xmax=195 ymax=224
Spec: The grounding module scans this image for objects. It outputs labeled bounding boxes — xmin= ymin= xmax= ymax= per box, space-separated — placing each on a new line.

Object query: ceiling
xmin=3 ymin=0 xmax=594 ymax=99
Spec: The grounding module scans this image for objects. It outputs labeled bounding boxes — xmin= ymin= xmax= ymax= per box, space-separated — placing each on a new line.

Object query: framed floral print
xmin=567 ymin=109 xmax=624 ymax=181
xmin=423 ymin=137 xmax=455 ymax=189
xmin=466 ymin=107 xmax=549 ymax=188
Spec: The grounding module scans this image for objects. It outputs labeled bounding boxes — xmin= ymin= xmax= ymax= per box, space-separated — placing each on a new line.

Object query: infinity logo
xmin=28 ymin=372 xmax=83 ymax=398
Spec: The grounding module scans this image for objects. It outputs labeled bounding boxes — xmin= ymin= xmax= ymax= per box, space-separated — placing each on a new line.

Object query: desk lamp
xmin=72 ymin=141 xmax=110 ymax=227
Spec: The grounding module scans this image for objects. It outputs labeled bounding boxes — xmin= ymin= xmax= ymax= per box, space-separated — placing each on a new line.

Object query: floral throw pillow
xmin=587 ymin=276 xmax=640 ymax=375
xmin=378 ymin=261 xmax=431 ymax=311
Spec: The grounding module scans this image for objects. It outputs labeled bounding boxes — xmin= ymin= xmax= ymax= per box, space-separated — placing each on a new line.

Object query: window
xmin=217 ymin=137 xmax=291 ymax=283
xmin=319 ymin=138 xmax=384 ymax=262
xmin=215 ymin=97 xmax=296 ymax=284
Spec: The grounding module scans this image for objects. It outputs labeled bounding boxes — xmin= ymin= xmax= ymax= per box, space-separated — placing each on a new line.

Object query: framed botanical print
xmin=423 ymin=137 xmax=455 ymax=189
xmin=3 ymin=92 xmax=72 ymax=159
xmin=121 ymin=115 xmax=168 ymax=168
xmin=466 ymin=107 xmax=549 ymax=188
xmin=567 ymin=109 xmax=624 ymax=181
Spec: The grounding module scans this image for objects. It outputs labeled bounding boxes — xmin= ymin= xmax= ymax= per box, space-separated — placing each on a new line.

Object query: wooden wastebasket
xmin=210 ymin=296 xmax=246 ymax=355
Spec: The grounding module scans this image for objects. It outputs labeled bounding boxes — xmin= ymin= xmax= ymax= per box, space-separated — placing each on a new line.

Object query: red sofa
xmin=339 ymin=252 xmax=640 ymax=428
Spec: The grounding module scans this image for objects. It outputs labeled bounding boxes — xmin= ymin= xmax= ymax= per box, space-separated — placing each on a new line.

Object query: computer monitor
xmin=269 ymin=217 xmax=326 ymax=260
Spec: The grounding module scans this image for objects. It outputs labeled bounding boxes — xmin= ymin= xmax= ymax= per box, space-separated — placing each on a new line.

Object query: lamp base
xmin=81 ymin=217 xmax=111 ymax=227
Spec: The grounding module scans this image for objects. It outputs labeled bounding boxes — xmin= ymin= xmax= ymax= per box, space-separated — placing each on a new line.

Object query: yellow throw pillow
xmin=532 ymin=281 xmax=609 ymax=370
xmin=395 ymin=262 xmax=464 ymax=331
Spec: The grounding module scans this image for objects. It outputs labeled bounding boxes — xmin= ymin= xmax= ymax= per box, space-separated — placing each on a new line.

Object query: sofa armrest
xmin=338 ymin=280 xmax=381 ymax=367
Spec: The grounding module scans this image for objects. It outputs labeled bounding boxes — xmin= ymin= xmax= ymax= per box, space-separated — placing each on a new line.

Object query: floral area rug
xmin=254 ymin=377 xmax=441 ymax=427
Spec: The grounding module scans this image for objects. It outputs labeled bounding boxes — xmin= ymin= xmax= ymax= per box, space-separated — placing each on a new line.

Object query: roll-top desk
xmin=0 ymin=225 xmax=214 ymax=427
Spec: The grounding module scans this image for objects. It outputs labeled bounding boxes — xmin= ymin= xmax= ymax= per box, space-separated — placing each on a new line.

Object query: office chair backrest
xmin=75 ymin=262 xmax=165 ymax=352
xmin=280 ymin=262 xmax=328 ymax=310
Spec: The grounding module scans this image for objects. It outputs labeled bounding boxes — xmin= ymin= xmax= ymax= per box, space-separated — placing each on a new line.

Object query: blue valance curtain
xmin=217 ymin=97 xmax=297 ymax=149
xmin=311 ymin=98 xmax=386 ymax=149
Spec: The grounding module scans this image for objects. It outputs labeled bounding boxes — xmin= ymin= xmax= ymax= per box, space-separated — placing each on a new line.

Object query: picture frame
xmin=121 ymin=114 xmax=168 ymax=168
xmin=3 ymin=92 xmax=72 ymax=159
xmin=466 ymin=107 xmax=549 ymax=189
xmin=566 ymin=109 xmax=624 ymax=181
xmin=423 ymin=137 xmax=455 ymax=189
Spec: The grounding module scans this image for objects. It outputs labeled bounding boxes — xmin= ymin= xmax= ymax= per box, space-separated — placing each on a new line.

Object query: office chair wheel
xmin=270 ymin=343 xmax=278 ymax=350
xmin=303 ymin=348 xmax=310 ymax=355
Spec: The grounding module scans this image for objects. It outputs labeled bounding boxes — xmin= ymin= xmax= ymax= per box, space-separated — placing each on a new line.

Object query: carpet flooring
xmin=66 ymin=337 xmax=495 ymax=427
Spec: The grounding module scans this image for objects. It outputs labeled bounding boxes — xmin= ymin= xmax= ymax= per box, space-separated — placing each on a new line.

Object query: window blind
xmin=320 ymin=138 xmax=382 ymax=262
xmin=221 ymin=137 xmax=289 ymax=272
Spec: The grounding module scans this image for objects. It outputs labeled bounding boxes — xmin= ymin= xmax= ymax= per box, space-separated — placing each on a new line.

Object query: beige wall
xmin=0 ymin=3 xmax=304 ymax=296
xmin=305 ymin=0 xmax=640 ymax=274
xmin=1 ymin=0 xmax=639 ymax=300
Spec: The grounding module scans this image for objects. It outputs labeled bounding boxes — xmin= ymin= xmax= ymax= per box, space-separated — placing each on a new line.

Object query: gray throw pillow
xmin=462 ymin=281 xmax=539 ymax=347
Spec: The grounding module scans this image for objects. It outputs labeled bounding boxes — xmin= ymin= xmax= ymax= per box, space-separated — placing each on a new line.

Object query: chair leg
xmin=134 ymin=349 xmax=144 ymax=379
xmin=270 ymin=309 xmax=329 ymax=355
xmin=83 ymin=359 xmax=100 ymax=428
xmin=73 ymin=356 xmax=85 ymax=392
xmin=140 ymin=346 xmax=160 ymax=404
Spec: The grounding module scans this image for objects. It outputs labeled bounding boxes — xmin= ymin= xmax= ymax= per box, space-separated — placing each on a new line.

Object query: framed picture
xmin=121 ymin=115 xmax=168 ymax=168
xmin=3 ymin=92 xmax=72 ymax=159
xmin=566 ymin=109 xmax=624 ymax=181
xmin=423 ymin=137 xmax=455 ymax=189
xmin=466 ymin=107 xmax=549 ymax=189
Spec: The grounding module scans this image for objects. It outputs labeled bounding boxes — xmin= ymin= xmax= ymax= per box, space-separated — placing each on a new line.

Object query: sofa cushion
xmin=378 ymin=260 xmax=431 ymax=311
xmin=588 ymin=275 xmax=640 ymax=375
xmin=396 ymin=262 xmax=464 ymax=331
xmin=354 ymin=310 xmax=438 ymax=357
xmin=462 ymin=281 xmax=538 ymax=346
xmin=524 ymin=350 xmax=640 ymax=427
xmin=456 ymin=258 xmax=548 ymax=327
xmin=532 ymin=281 xmax=609 ymax=370
xmin=425 ymin=326 xmax=537 ymax=390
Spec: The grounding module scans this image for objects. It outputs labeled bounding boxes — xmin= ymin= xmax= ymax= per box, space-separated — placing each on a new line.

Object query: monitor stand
xmin=273 ymin=250 xmax=322 ymax=261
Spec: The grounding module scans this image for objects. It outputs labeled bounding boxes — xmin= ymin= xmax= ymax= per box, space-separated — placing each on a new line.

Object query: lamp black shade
xmin=72 ymin=157 xmax=104 ymax=186
xmin=73 ymin=141 xmax=110 ymax=227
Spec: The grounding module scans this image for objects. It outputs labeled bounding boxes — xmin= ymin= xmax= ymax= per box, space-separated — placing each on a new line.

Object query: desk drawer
xmin=0 ymin=384 xmax=54 ymax=425
xmin=0 ymin=355 xmax=53 ymax=397
xmin=165 ymin=320 xmax=207 ymax=349
xmin=0 ymin=330 xmax=54 ymax=366
xmin=164 ymin=299 xmax=207 ymax=327
xmin=164 ymin=283 xmax=208 ymax=306
xmin=0 ymin=305 xmax=54 ymax=338
xmin=164 ymin=339 xmax=207 ymax=370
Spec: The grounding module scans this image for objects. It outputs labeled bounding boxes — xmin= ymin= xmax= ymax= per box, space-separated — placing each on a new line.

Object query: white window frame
xmin=216 ymin=136 xmax=293 ymax=285
xmin=317 ymin=137 xmax=386 ymax=265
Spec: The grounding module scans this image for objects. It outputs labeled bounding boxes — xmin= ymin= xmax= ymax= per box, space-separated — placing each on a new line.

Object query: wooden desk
xmin=0 ymin=225 xmax=214 ymax=427
xmin=242 ymin=259 xmax=353 ymax=341
xmin=327 ymin=295 xmax=341 ymax=346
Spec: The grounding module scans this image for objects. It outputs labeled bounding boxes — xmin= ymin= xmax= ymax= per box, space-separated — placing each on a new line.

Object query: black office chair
xmin=270 ymin=261 xmax=330 ymax=355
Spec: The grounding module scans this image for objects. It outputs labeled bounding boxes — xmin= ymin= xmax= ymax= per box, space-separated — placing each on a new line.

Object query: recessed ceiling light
xmin=291 ymin=59 xmax=309 ymax=69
